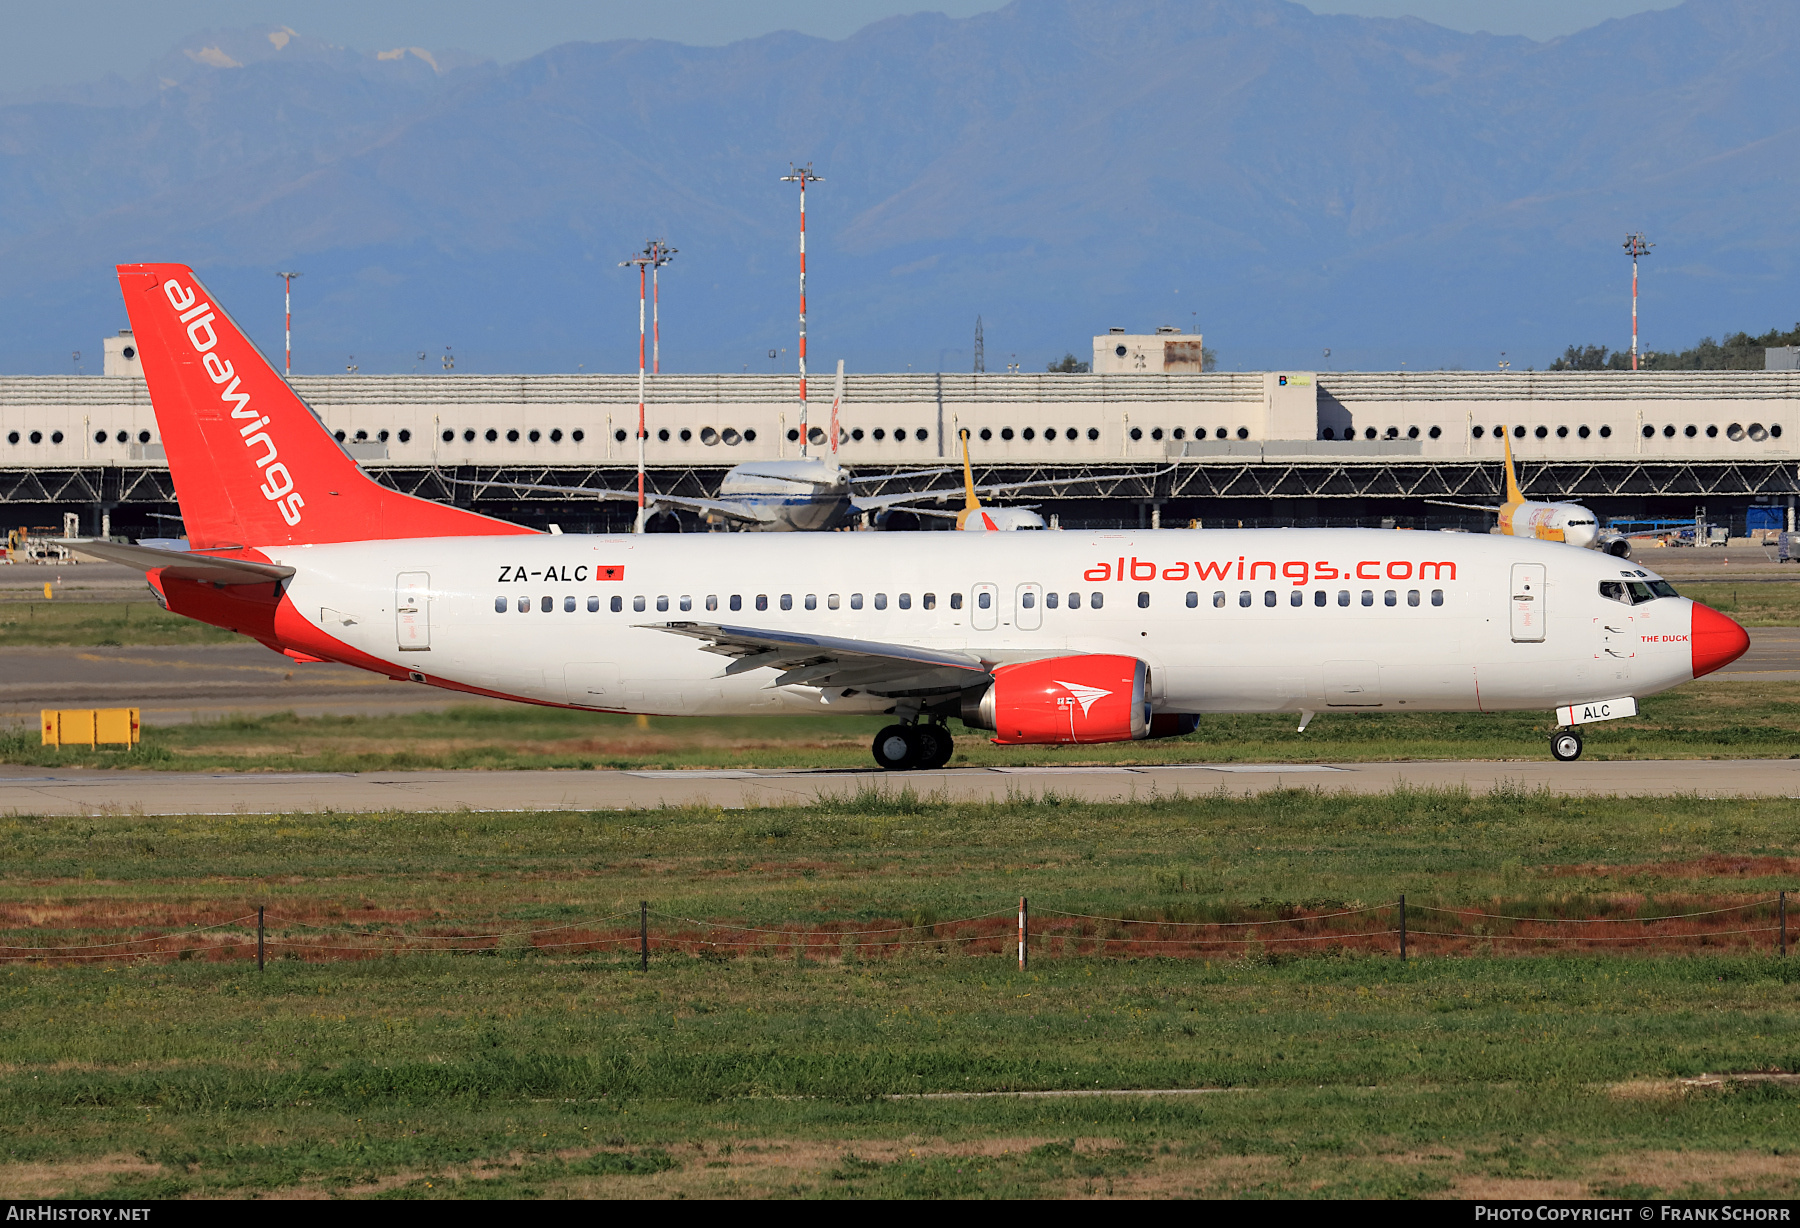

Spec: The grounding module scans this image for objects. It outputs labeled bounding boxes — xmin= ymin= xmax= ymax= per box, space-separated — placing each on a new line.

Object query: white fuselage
xmin=714 ymin=459 xmax=850 ymax=531
xmin=261 ymin=529 xmax=1697 ymax=721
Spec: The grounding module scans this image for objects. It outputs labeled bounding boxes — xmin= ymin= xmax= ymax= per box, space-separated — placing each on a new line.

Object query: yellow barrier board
xmin=41 ymin=708 xmax=140 ymax=748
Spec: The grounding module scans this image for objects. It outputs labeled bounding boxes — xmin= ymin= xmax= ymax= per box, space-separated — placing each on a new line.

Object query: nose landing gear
xmin=871 ymin=721 xmax=956 ymax=770
xmin=1550 ymin=727 xmax=1584 ymax=762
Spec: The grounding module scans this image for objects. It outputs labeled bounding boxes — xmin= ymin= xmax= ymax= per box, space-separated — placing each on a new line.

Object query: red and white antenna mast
xmin=1623 ymin=232 xmax=1653 ymax=371
xmin=275 ymin=271 xmax=301 ymax=376
xmin=780 ymin=163 xmax=823 ymax=456
xmin=647 ymin=239 xmax=677 ymax=374
xmin=620 ymin=246 xmax=656 ymax=533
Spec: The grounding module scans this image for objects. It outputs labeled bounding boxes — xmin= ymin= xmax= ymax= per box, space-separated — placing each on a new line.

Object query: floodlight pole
xmin=781 ymin=163 xmax=823 ymax=456
xmin=276 ymin=271 xmax=301 ymax=376
xmin=648 ymin=240 xmax=677 ymax=375
xmin=620 ymin=249 xmax=655 ymax=532
xmin=1623 ymin=233 xmax=1653 ymax=371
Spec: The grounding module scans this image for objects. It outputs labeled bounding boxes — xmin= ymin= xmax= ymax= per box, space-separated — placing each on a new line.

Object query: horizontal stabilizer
xmin=64 ymin=539 xmax=294 ymax=585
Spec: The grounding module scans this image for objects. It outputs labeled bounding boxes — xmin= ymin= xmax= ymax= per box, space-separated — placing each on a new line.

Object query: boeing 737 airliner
xmin=80 ymin=264 xmax=1749 ymax=771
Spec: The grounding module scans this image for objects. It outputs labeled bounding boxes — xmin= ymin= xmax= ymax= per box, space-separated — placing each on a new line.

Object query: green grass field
xmin=1 ymin=788 xmax=1797 ymax=1199
xmin=1682 ymin=581 xmax=1800 ymax=627
xmin=3 ymin=676 xmax=1795 ymax=772
xmin=0 ymin=600 xmax=235 ymax=647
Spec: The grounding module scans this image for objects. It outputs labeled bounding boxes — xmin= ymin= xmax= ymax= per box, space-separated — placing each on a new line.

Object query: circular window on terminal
xmin=116 ymin=430 xmax=128 ymax=443
xmin=655 ymin=428 xmax=668 ymax=442
xmin=1147 ymin=428 xmax=1160 ymax=441
xmin=1643 ymin=425 xmax=1655 ymax=438
xmin=978 ymin=428 xmax=991 ymax=441
xmin=94 ymin=430 xmax=106 ymax=444
xmin=1598 ymin=425 xmax=1611 ymax=438
xmin=1115 ymin=344 xmax=1127 ymax=357
xmin=786 ymin=428 xmax=799 ymax=441
xmin=1127 ymin=427 xmax=1141 ymax=441
xmin=50 ymin=431 xmax=62 ymax=444
xmin=1662 ymin=424 xmax=1676 ymax=438
xmin=486 ymin=429 xmax=499 ymax=442
xmin=1706 ymin=425 xmax=1718 ymax=438
xmin=377 ymin=429 xmax=390 ymax=443
xmin=122 ymin=346 xmax=135 ymax=360
xmin=1023 ymin=427 xmax=1037 ymax=441
xmin=1407 ymin=426 xmax=1419 ymax=439
xmin=1237 ymin=427 xmax=1250 ymax=440
xmin=1684 ymin=424 xmax=1697 ymax=438
xmin=397 ymin=429 xmax=410 ymax=443
xmin=334 ymin=430 xmax=346 ymax=442
xmin=1578 ymin=425 xmax=1591 ymax=438
xmin=139 ymin=430 xmax=151 ymax=443
xmin=1472 ymin=425 xmax=1485 ymax=438
xmin=1428 ymin=425 xmax=1442 ymax=439
xmin=615 ymin=428 xmax=628 ymax=442
xmin=1002 ymin=427 xmax=1016 ymax=440
xmin=742 ymin=428 xmax=756 ymax=442
xmin=548 ymin=428 xmax=561 ymax=442
xmin=29 ymin=431 xmax=42 ymax=444
xmin=1556 ymin=425 xmax=1568 ymax=438
xmin=354 ymin=429 xmax=368 ymax=442
xmin=572 ymin=429 xmax=585 ymax=442
xmin=1171 ymin=428 xmax=1185 ymax=440
xmin=529 ymin=429 xmax=542 ymax=442
xmin=465 ymin=429 xmax=477 ymax=442
xmin=1513 ymin=425 xmax=1526 ymax=438
xmin=1364 ymin=427 xmax=1376 ymax=440
xmin=6 ymin=431 xmax=17 ymax=445
xmin=1535 ymin=425 xmax=1548 ymax=438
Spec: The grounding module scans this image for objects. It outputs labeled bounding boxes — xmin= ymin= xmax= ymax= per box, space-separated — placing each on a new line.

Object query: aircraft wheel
xmin=1550 ymin=728 xmax=1584 ymax=762
xmin=915 ymin=724 xmax=955 ymax=770
xmin=872 ymin=724 xmax=920 ymax=771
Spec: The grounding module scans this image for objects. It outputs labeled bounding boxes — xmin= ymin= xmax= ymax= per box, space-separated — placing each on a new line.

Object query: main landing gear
xmin=1550 ymin=727 xmax=1584 ymax=762
xmin=871 ymin=721 xmax=956 ymax=771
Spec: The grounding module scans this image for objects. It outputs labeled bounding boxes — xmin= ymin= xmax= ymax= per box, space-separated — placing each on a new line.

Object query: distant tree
xmin=1046 ymin=352 xmax=1090 ymax=373
xmin=1202 ymin=345 xmax=1218 ymax=372
xmin=1549 ymin=343 xmax=1613 ymax=371
xmin=1551 ymin=325 xmax=1800 ymax=371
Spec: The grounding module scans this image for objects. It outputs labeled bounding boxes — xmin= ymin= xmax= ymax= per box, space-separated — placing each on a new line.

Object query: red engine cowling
xmin=961 ymin=655 xmax=1150 ymax=745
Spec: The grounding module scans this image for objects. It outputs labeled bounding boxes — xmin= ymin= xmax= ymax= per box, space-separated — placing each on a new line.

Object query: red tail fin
xmin=117 ymin=263 xmax=535 ymax=549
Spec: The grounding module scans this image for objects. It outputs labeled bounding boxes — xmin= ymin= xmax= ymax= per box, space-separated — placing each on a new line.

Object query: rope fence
xmin=0 ymin=892 xmax=1788 ymax=967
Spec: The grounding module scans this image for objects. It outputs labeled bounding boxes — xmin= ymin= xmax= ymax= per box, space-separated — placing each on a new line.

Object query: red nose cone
xmin=1691 ymin=603 xmax=1749 ymax=679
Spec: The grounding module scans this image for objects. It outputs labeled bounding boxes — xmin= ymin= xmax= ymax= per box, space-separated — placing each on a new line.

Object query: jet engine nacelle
xmin=961 ymin=654 xmax=1150 ymax=744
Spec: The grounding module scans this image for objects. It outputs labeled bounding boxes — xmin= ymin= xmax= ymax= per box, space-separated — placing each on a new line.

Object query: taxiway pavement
xmin=2 ymin=757 xmax=1798 ymax=816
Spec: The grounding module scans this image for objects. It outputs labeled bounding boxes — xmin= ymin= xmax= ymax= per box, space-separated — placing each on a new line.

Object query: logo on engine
xmin=1054 ymin=681 xmax=1112 ymax=717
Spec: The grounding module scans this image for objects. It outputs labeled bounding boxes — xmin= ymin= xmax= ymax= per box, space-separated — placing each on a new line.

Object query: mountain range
xmin=0 ymin=0 xmax=1796 ymax=375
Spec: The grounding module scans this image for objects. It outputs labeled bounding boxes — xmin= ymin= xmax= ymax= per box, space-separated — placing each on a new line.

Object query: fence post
xmin=1018 ymin=896 xmax=1028 ymax=972
xmin=1782 ymin=891 xmax=1787 ymax=958
xmin=640 ymin=900 xmax=649 ymax=972
xmin=1399 ymin=894 xmax=1407 ymax=962
xmin=257 ymin=905 xmax=265 ymax=972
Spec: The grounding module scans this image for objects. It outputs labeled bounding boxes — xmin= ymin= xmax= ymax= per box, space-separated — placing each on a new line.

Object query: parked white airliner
xmin=83 ymin=264 xmax=1749 ymax=771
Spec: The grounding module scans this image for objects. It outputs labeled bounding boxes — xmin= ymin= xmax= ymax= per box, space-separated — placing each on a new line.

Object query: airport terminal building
xmin=2 ymin=331 xmax=1798 ymax=535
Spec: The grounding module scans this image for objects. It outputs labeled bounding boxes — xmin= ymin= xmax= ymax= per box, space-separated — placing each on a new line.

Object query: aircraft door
xmin=972 ymin=583 xmax=999 ymax=631
xmin=1510 ymin=563 xmax=1545 ymax=643
xmin=396 ymin=572 xmax=431 ymax=651
xmin=1015 ymin=583 xmax=1043 ymax=631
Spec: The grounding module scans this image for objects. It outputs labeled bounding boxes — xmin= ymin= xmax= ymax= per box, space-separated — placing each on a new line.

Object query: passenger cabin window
xmin=1185 ymin=591 xmax=1198 ymax=608
xmin=851 ymin=593 xmax=864 ymax=609
xmin=1047 ymin=592 xmax=1059 ymax=609
xmin=680 ymin=595 xmax=692 ymax=612
xmin=898 ymin=593 xmax=911 ymax=609
xmin=1384 ymin=590 xmax=1396 ymax=607
xmin=657 ymin=596 xmax=669 ymax=612
xmin=977 ymin=591 xmax=992 ymax=609
xmin=633 ymin=596 xmax=646 ymax=612
xmin=494 ymin=597 xmax=507 ymax=613
xmin=923 ymin=592 xmax=936 ymax=610
xmin=756 ymin=595 xmax=768 ymax=611
xmin=518 ymin=597 xmax=529 ymax=613
xmin=1407 ymin=590 xmax=1420 ymax=607
xmin=541 ymin=596 xmax=553 ymax=613
xmin=1090 ymin=592 xmax=1104 ymax=609
xmin=1337 ymin=590 xmax=1349 ymax=607
xmin=781 ymin=594 xmax=792 ymax=611
xmin=611 ymin=596 xmax=623 ymax=613
xmin=874 ymin=593 xmax=888 ymax=610
xmin=1263 ymin=590 xmax=1276 ymax=607
xmin=729 ymin=595 xmax=742 ymax=612
xmin=1213 ymin=591 xmax=1225 ymax=608
xmin=1238 ymin=591 xmax=1251 ymax=607
xmin=1289 ymin=591 xmax=1302 ymax=607
xmin=1138 ymin=592 xmax=1150 ymax=608
xmin=1021 ymin=591 xmax=1035 ymax=609
xmin=828 ymin=594 xmax=841 ymax=609
xmin=804 ymin=594 xmax=817 ymax=610
xmin=706 ymin=595 xmax=718 ymax=611
xmin=588 ymin=596 xmax=600 ymax=612
xmin=1432 ymin=590 xmax=1444 ymax=606
xmin=564 ymin=596 xmax=576 ymax=612
xmin=1313 ymin=590 xmax=1326 ymax=607
xmin=1361 ymin=591 xmax=1373 ymax=607
xmin=949 ymin=593 xmax=962 ymax=610
xmin=1069 ymin=592 xmax=1082 ymax=609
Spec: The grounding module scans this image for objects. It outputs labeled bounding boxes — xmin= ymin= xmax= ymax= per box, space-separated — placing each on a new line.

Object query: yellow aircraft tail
xmin=956 ymin=430 xmax=982 ymax=529
xmin=1501 ymin=429 xmax=1526 ymax=506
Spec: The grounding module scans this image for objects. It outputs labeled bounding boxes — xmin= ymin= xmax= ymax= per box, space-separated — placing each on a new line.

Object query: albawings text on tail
xmin=163 ymin=278 xmax=306 ymax=527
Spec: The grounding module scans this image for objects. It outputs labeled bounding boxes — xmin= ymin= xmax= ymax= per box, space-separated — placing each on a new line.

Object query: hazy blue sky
xmin=0 ymin=0 xmax=1680 ymax=93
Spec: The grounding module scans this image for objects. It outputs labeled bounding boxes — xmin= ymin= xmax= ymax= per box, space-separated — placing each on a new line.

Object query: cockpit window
xmin=1603 ymin=578 xmax=1679 ymax=605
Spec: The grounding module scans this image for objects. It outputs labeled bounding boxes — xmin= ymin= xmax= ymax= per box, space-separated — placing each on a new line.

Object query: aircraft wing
xmin=63 ymin=540 xmax=296 ymax=586
xmin=853 ymin=464 xmax=1185 ymax=514
xmin=648 ymin=621 xmax=990 ymax=695
xmin=1423 ymin=499 xmax=1503 ymax=513
xmin=448 ymin=477 xmax=769 ymax=525
xmin=845 ymin=467 xmax=957 ymax=486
